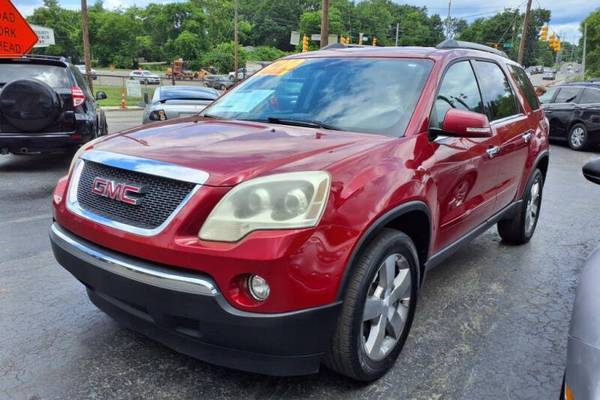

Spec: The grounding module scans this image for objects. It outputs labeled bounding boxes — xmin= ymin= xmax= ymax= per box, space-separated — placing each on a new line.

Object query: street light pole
xmin=81 ymin=0 xmax=93 ymax=91
xmin=446 ymin=0 xmax=452 ymax=39
xmin=518 ymin=0 xmax=533 ymax=65
xmin=320 ymin=0 xmax=329 ymax=48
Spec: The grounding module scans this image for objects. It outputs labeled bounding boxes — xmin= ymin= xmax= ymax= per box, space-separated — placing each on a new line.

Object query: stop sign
xmin=0 ymin=0 xmax=38 ymax=57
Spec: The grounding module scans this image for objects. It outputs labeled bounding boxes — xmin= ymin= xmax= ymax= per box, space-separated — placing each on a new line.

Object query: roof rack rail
xmin=22 ymin=54 xmax=69 ymax=62
xmin=436 ymin=39 xmax=508 ymax=59
xmin=321 ymin=43 xmax=374 ymax=50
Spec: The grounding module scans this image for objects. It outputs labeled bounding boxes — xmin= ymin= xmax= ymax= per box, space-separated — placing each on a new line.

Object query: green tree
xmin=202 ymin=42 xmax=247 ymax=73
xmin=581 ymin=9 xmax=600 ymax=78
xmin=27 ymin=0 xmax=81 ymax=59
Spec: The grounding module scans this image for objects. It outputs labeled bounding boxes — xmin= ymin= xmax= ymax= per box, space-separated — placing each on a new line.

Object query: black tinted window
xmin=473 ymin=61 xmax=519 ymax=121
xmin=580 ymin=88 xmax=600 ymax=104
xmin=510 ymin=65 xmax=540 ymax=110
xmin=0 ymin=64 xmax=70 ymax=88
xmin=539 ymin=86 xmax=557 ymax=104
xmin=554 ymin=87 xmax=580 ymax=103
xmin=431 ymin=61 xmax=483 ymax=128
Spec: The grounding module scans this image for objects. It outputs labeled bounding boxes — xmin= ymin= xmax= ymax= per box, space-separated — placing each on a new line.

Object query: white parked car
xmin=129 ymin=70 xmax=160 ymax=85
xmin=75 ymin=64 xmax=97 ymax=80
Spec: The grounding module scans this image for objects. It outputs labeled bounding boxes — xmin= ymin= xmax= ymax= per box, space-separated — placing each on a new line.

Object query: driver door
xmin=429 ymin=60 xmax=502 ymax=250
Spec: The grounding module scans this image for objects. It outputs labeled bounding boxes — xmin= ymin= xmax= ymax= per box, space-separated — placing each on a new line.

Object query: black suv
xmin=0 ymin=55 xmax=108 ymax=155
xmin=539 ymin=82 xmax=600 ymax=150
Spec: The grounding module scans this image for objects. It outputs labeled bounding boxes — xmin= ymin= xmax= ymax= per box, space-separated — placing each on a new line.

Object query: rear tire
xmin=497 ymin=168 xmax=544 ymax=244
xmin=568 ymin=123 xmax=588 ymax=151
xmin=325 ymin=228 xmax=419 ymax=381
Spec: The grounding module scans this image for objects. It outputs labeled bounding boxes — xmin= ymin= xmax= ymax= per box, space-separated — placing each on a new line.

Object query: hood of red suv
xmin=93 ymin=117 xmax=392 ymax=186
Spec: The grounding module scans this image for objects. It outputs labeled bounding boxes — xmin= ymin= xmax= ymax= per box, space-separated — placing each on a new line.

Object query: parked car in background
xmin=50 ymin=40 xmax=549 ymax=381
xmin=543 ymin=68 xmax=557 ymax=80
xmin=539 ymin=83 xmax=600 ymax=150
xmin=143 ymin=86 xmax=219 ymax=124
xmin=76 ymin=64 xmax=97 ymax=80
xmin=0 ymin=55 xmax=108 ymax=155
xmin=204 ymin=74 xmax=234 ymax=90
xmin=561 ymin=158 xmax=600 ymax=399
xmin=129 ymin=70 xmax=160 ymax=85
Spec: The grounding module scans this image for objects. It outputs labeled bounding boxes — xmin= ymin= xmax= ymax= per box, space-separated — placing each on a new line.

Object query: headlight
xmin=199 ymin=171 xmax=330 ymax=242
xmin=149 ymin=110 xmax=167 ymax=121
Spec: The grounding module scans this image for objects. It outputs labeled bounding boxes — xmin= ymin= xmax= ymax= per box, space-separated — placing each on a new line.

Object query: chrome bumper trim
xmin=50 ymin=223 xmax=218 ymax=296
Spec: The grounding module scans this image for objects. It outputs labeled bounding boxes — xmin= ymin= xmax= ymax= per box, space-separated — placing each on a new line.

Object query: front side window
xmin=579 ymin=88 xmax=600 ymax=104
xmin=509 ymin=65 xmax=540 ymax=110
xmin=554 ymin=87 xmax=581 ymax=104
xmin=204 ymin=58 xmax=433 ymax=136
xmin=431 ymin=60 xmax=483 ymax=129
xmin=473 ymin=61 xmax=519 ymax=121
xmin=539 ymin=87 xmax=557 ymax=104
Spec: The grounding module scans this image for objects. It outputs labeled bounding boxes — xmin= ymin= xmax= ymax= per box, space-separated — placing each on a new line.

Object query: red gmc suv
xmin=50 ymin=40 xmax=549 ymax=381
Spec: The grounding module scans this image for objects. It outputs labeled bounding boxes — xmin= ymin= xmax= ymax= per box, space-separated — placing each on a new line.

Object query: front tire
xmin=497 ymin=168 xmax=544 ymax=244
xmin=568 ymin=123 xmax=588 ymax=151
xmin=325 ymin=229 xmax=419 ymax=381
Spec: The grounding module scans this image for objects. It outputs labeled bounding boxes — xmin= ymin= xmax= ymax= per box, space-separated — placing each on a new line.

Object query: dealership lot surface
xmin=1 ymin=111 xmax=598 ymax=399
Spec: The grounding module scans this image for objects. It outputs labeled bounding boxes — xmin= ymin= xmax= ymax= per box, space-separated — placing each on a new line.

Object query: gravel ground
xmin=1 ymin=125 xmax=598 ymax=399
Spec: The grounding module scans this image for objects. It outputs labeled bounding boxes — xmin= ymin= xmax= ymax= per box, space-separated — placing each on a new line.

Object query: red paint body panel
xmin=52 ymin=47 xmax=549 ymax=314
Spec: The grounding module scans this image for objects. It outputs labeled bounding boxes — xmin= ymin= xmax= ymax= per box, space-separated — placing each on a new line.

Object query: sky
xmin=14 ymin=0 xmax=598 ymax=44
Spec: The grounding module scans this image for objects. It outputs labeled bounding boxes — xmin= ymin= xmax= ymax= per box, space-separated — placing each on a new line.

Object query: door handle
xmin=522 ymin=132 xmax=532 ymax=143
xmin=486 ymin=146 xmax=501 ymax=158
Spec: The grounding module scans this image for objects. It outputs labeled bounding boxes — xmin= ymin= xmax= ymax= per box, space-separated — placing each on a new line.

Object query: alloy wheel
xmin=570 ymin=127 xmax=585 ymax=149
xmin=361 ymin=253 xmax=412 ymax=361
xmin=525 ymin=179 xmax=541 ymax=236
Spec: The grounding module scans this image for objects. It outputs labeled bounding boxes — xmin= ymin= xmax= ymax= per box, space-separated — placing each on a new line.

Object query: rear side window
xmin=554 ymin=87 xmax=580 ymax=103
xmin=509 ymin=65 xmax=540 ymax=110
xmin=431 ymin=61 xmax=483 ymax=129
xmin=580 ymin=88 xmax=600 ymax=104
xmin=473 ymin=61 xmax=519 ymax=121
xmin=71 ymin=67 xmax=92 ymax=97
xmin=0 ymin=63 xmax=70 ymax=88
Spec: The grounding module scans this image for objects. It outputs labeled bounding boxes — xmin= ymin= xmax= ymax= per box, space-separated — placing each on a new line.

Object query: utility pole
xmin=582 ymin=23 xmax=587 ymax=78
xmin=233 ymin=0 xmax=238 ymax=82
xmin=81 ymin=0 xmax=93 ymax=91
xmin=395 ymin=23 xmax=399 ymax=46
xmin=320 ymin=0 xmax=329 ymax=48
xmin=517 ymin=0 xmax=533 ymax=65
xmin=446 ymin=0 xmax=452 ymax=39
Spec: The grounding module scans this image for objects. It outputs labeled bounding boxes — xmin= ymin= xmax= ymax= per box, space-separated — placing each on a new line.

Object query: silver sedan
xmin=143 ymin=86 xmax=219 ymax=124
xmin=563 ymin=158 xmax=600 ymax=399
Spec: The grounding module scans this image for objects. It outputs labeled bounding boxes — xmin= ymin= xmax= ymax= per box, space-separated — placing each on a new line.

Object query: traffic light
xmin=372 ymin=36 xmax=377 ymax=46
xmin=540 ymin=25 xmax=548 ymax=41
xmin=302 ymin=34 xmax=309 ymax=52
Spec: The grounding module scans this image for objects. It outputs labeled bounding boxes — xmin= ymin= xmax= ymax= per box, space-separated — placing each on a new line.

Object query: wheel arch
xmin=336 ymin=201 xmax=431 ymax=301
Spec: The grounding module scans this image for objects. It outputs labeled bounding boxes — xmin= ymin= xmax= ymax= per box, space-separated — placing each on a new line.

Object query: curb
xmin=103 ymin=106 xmax=144 ymax=111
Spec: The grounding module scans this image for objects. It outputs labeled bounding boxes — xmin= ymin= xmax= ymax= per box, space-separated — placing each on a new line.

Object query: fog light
xmin=248 ymin=274 xmax=270 ymax=301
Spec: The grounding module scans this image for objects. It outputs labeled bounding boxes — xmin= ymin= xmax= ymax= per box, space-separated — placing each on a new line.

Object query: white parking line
xmin=5 ymin=214 xmax=52 ymax=225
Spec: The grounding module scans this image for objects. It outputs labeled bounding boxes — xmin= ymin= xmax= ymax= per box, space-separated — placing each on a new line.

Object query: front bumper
xmin=49 ymin=223 xmax=341 ymax=376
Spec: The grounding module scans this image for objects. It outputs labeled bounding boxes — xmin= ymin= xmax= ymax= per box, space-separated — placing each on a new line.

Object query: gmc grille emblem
xmin=91 ymin=177 xmax=143 ymax=206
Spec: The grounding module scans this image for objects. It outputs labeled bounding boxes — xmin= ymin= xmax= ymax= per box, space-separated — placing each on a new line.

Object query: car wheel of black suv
xmin=568 ymin=123 xmax=588 ymax=151
xmin=497 ymin=168 xmax=544 ymax=245
xmin=325 ymin=228 xmax=419 ymax=381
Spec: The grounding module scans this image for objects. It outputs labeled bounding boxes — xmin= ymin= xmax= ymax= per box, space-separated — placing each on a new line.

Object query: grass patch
xmin=94 ymin=84 xmax=156 ymax=107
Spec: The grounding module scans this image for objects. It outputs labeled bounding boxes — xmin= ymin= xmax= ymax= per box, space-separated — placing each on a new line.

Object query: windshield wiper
xmin=265 ymin=117 xmax=339 ymax=131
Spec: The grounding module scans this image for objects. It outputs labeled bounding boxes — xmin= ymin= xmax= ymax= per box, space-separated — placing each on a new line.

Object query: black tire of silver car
xmin=325 ymin=228 xmax=419 ymax=381
xmin=568 ymin=123 xmax=588 ymax=151
xmin=497 ymin=168 xmax=544 ymax=245
xmin=0 ymin=79 xmax=62 ymax=132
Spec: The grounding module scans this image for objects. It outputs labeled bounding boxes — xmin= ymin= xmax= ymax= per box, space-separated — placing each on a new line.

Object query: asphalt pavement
xmin=1 ymin=113 xmax=599 ymax=399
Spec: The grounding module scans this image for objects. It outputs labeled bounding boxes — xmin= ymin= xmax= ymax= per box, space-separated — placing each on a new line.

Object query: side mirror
xmin=95 ymin=91 xmax=107 ymax=100
xmin=439 ymin=108 xmax=492 ymax=138
xmin=583 ymin=159 xmax=600 ymax=185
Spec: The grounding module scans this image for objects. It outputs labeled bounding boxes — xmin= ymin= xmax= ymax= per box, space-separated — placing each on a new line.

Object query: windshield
xmin=204 ymin=57 xmax=432 ymax=136
xmin=0 ymin=64 xmax=70 ymax=88
xmin=156 ymin=87 xmax=218 ymax=102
